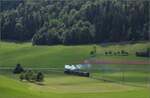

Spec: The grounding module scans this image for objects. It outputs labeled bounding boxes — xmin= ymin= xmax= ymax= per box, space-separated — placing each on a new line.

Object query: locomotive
xmin=64 ymin=65 xmax=90 ymax=77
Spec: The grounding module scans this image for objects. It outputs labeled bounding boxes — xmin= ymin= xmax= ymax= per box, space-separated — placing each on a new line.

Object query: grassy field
xmin=0 ymin=74 xmax=150 ymax=98
xmin=0 ymin=41 xmax=149 ymax=67
xmin=0 ymin=41 xmax=150 ymax=98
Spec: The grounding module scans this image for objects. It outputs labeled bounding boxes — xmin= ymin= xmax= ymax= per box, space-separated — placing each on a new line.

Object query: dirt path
xmin=82 ymin=59 xmax=150 ymax=65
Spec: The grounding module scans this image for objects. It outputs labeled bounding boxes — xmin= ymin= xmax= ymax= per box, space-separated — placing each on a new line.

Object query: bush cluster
xmin=13 ymin=64 xmax=44 ymax=82
xmin=136 ymin=48 xmax=150 ymax=57
xmin=20 ymin=70 xmax=44 ymax=82
xmin=105 ymin=50 xmax=129 ymax=56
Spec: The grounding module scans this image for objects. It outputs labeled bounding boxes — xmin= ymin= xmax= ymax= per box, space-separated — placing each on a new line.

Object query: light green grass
xmin=0 ymin=41 xmax=149 ymax=98
xmin=0 ymin=41 xmax=149 ymax=67
xmin=0 ymin=74 xmax=150 ymax=98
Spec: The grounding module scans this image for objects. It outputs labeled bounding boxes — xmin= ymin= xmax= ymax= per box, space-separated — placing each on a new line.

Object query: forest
xmin=0 ymin=0 xmax=149 ymax=45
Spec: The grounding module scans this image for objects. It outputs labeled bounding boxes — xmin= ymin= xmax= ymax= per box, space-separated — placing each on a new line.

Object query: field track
xmin=82 ymin=59 xmax=149 ymax=65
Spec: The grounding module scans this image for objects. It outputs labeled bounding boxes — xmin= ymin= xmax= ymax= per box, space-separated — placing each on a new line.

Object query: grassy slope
xmin=0 ymin=41 xmax=149 ymax=68
xmin=0 ymin=42 xmax=149 ymax=98
xmin=0 ymin=74 xmax=150 ymax=98
xmin=0 ymin=42 xmax=90 ymax=67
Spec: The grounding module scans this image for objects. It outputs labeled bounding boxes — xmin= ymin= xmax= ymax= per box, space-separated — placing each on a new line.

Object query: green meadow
xmin=0 ymin=41 xmax=149 ymax=67
xmin=0 ymin=41 xmax=150 ymax=98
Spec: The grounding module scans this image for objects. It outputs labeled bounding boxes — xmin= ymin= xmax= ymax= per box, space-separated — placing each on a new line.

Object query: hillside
xmin=0 ymin=42 xmax=150 ymax=98
xmin=0 ymin=0 xmax=149 ymax=98
xmin=0 ymin=74 xmax=150 ymax=98
xmin=0 ymin=41 xmax=149 ymax=68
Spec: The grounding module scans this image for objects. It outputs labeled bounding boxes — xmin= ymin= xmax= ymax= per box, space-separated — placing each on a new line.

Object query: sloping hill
xmin=0 ymin=74 xmax=150 ymax=98
xmin=0 ymin=42 xmax=149 ymax=68
xmin=0 ymin=75 xmax=38 ymax=98
xmin=0 ymin=42 xmax=150 ymax=98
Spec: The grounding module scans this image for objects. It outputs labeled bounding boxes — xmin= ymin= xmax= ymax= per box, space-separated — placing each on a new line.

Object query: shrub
xmin=19 ymin=72 xmax=25 ymax=81
xmin=121 ymin=50 xmax=125 ymax=54
xmin=19 ymin=70 xmax=44 ymax=82
xmin=90 ymin=51 xmax=94 ymax=55
xmin=90 ymin=51 xmax=96 ymax=57
xmin=136 ymin=48 xmax=150 ymax=57
xmin=124 ymin=51 xmax=129 ymax=56
xmin=121 ymin=50 xmax=129 ymax=56
xmin=25 ymin=70 xmax=31 ymax=81
xmin=13 ymin=64 xmax=24 ymax=74
xmin=108 ymin=51 xmax=112 ymax=55
xmin=105 ymin=51 xmax=108 ymax=55
xmin=36 ymin=72 xmax=44 ymax=82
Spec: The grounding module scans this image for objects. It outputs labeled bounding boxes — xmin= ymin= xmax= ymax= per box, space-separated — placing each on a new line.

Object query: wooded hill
xmin=0 ymin=0 xmax=149 ymax=45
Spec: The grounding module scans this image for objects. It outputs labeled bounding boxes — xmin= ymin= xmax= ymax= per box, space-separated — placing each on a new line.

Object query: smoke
xmin=65 ymin=65 xmax=77 ymax=71
xmin=65 ymin=64 xmax=91 ymax=71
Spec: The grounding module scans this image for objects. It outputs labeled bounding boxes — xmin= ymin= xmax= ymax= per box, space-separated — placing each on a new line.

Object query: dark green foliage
xmin=1 ymin=0 xmax=149 ymax=44
xmin=25 ymin=70 xmax=34 ymax=81
xmin=136 ymin=48 xmax=150 ymax=57
xmin=105 ymin=50 xmax=129 ymax=56
xmin=121 ymin=50 xmax=125 ymax=54
xmin=13 ymin=64 xmax=24 ymax=74
xmin=1 ymin=0 xmax=24 ymax=11
xmin=108 ymin=51 xmax=112 ymax=55
xmin=90 ymin=51 xmax=94 ymax=57
xmin=36 ymin=72 xmax=44 ymax=82
xmin=90 ymin=46 xmax=97 ymax=57
xmin=20 ymin=70 xmax=44 ymax=82
xmin=19 ymin=72 xmax=25 ymax=81
xmin=121 ymin=50 xmax=128 ymax=56
xmin=105 ymin=51 xmax=108 ymax=55
xmin=62 ymin=20 xmax=95 ymax=45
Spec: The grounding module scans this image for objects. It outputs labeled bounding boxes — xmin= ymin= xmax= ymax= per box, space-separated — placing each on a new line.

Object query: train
xmin=64 ymin=65 xmax=90 ymax=77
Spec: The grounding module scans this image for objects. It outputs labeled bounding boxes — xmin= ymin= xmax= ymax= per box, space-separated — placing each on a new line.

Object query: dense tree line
xmin=0 ymin=0 xmax=149 ymax=45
